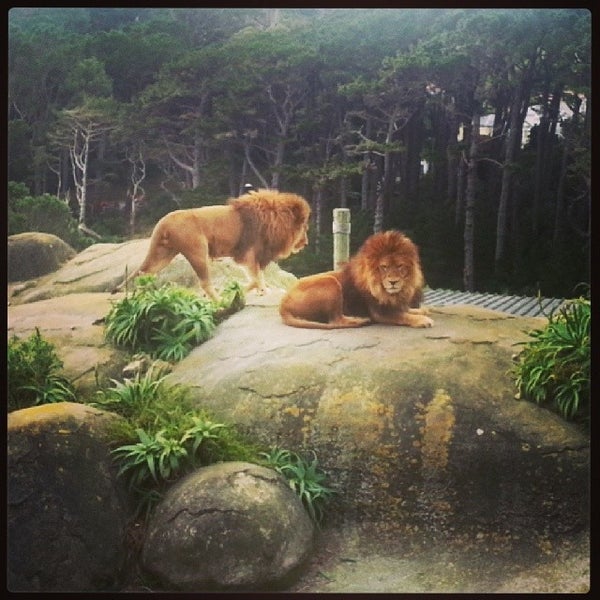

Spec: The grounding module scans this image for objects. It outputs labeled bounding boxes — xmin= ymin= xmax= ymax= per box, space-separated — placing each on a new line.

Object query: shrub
xmin=260 ymin=447 xmax=335 ymax=526
xmin=8 ymin=182 xmax=93 ymax=250
xmin=8 ymin=328 xmax=76 ymax=411
xmin=92 ymin=364 xmax=260 ymax=517
xmin=105 ymin=277 xmax=244 ymax=362
xmin=512 ymin=294 xmax=590 ymax=421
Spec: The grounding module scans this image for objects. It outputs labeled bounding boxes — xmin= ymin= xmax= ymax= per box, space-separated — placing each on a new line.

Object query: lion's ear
xmin=291 ymin=201 xmax=310 ymax=224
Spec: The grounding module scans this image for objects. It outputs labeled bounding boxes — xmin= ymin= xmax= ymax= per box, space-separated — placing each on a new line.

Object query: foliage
xmin=7 ymin=8 xmax=591 ymax=297
xmin=92 ymin=364 xmax=260 ymax=517
xmin=8 ymin=182 xmax=93 ymax=250
xmin=105 ymin=277 xmax=244 ymax=362
xmin=512 ymin=293 xmax=590 ymax=421
xmin=8 ymin=328 xmax=76 ymax=411
xmin=260 ymin=447 xmax=335 ymax=526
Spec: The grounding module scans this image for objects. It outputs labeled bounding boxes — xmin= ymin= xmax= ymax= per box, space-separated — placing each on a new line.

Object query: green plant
xmin=105 ymin=277 xmax=245 ymax=362
xmin=8 ymin=328 xmax=76 ymax=410
xmin=261 ymin=447 xmax=335 ymax=526
xmin=105 ymin=276 xmax=217 ymax=361
xmin=92 ymin=364 xmax=260 ymax=517
xmin=8 ymin=182 xmax=93 ymax=250
xmin=91 ymin=363 xmax=170 ymax=421
xmin=512 ymin=294 xmax=590 ymax=421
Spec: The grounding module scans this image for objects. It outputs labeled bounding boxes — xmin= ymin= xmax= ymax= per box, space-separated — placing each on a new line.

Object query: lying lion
xmin=112 ymin=189 xmax=311 ymax=301
xmin=279 ymin=230 xmax=433 ymax=329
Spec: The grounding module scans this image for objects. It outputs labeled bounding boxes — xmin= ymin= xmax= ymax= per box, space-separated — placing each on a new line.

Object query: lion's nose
xmin=388 ymin=280 xmax=400 ymax=287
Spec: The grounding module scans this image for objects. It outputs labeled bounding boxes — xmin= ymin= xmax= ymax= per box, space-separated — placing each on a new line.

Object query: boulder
xmin=8 ymin=237 xmax=297 ymax=304
xmin=7 ymin=292 xmax=130 ymax=395
xmin=167 ymin=303 xmax=589 ymax=538
xmin=142 ymin=461 xmax=314 ymax=590
xmin=7 ymin=402 xmax=131 ymax=592
xmin=8 ymin=232 xmax=76 ymax=282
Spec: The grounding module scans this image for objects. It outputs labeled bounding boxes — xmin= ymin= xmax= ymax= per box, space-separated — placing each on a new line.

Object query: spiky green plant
xmin=92 ymin=364 xmax=260 ymax=517
xmin=8 ymin=328 xmax=75 ymax=410
xmin=512 ymin=295 xmax=590 ymax=421
xmin=105 ymin=276 xmax=216 ymax=361
xmin=261 ymin=447 xmax=335 ymax=526
xmin=105 ymin=277 xmax=245 ymax=362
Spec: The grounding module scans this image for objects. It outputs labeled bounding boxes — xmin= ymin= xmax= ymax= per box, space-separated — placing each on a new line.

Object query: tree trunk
xmin=463 ymin=111 xmax=479 ymax=292
xmin=69 ymin=128 xmax=90 ymax=226
xmin=271 ymin=138 xmax=285 ymax=190
xmin=494 ymin=75 xmax=529 ymax=271
xmin=360 ymin=159 xmax=370 ymax=211
xmin=532 ymin=82 xmax=551 ymax=236
xmin=360 ymin=117 xmax=373 ymax=210
xmin=313 ymin=185 xmax=323 ymax=255
xmin=446 ymin=100 xmax=459 ymax=210
xmin=340 ymin=176 xmax=347 ymax=208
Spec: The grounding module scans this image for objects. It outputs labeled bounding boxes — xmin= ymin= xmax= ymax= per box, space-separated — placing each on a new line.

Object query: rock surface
xmin=6 ymin=239 xmax=590 ymax=592
xmin=8 ymin=237 xmax=297 ymax=305
xmin=7 ymin=403 xmax=131 ymax=592
xmin=167 ymin=301 xmax=589 ymax=537
xmin=7 ymin=292 xmax=129 ymax=396
xmin=142 ymin=461 xmax=314 ymax=590
xmin=8 ymin=232 xmax=76 ymax=282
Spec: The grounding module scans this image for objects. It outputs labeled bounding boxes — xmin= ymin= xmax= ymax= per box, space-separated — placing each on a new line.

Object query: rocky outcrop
xmin=8 ymin=237 xmax=297 ymax=305
xmin=7 ymin=403 xmax=131 ymax=592
xmin=142 ymin=462 xmax=314 ymax=591
xmin=167 ymin=303 xmax=589 ymax=537
xmin=8 ymin=232 xmax=76 ymax=283
xmin=6 ymin=238 xmax=590 ymax=570
xmin=7 ymin=292 xmax=129 ymax=395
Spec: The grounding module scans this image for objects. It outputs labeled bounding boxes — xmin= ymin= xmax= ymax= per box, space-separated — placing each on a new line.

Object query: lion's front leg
xmin=241 ymin=252 xmax=269 ymax=295
xmin=369 ymin=307 xmax=433 ymax=328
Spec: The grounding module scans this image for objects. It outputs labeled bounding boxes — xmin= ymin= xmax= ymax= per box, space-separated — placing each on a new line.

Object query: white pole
xmin=333 ymin=208 xmax=351 ymax=270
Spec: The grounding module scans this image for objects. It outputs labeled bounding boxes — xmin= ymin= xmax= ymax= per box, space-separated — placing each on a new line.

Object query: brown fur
xmin=112 ymin=189 xmax=311 ymax=300
xmin=279 ymin=230 xmax=433 ymax=329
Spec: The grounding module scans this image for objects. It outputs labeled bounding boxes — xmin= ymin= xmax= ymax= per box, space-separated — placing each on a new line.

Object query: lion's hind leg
xmin=179 ymin=237 xmax=220 ymax=301
xmin=280 ymin=274 xmax=370 ymax=329
xmin=111 ymin=243 xmax=176 ymax=294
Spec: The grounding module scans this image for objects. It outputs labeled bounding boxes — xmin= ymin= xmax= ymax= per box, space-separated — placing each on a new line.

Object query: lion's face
xmin=377 ymin=258 xmax=413 ymax=295
xmin=352 ymin=230 xmax=424 ymax=306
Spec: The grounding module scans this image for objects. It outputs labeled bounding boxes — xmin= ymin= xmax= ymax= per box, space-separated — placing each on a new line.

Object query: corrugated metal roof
xmin=424 ymin=288 xmax=564 ymax=318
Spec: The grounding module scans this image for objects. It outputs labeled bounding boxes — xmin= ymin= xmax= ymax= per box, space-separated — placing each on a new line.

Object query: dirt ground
xmin=288 ymin=521 xmax=590 ymax=594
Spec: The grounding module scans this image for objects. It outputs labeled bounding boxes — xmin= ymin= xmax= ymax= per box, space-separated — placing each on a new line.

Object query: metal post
xmin=332 ymin=208 xmax=351 ymax=270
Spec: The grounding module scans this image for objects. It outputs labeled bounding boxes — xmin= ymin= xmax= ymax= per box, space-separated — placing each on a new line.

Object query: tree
xmin=218 ymin=28 xmax=320 ymax=190
xmin=52 ymin=99 xmax=117 ymax=226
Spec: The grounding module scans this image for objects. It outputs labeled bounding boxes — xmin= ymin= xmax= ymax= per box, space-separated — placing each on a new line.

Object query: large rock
xmin=167 ymin=303 xmax=589 ymax=537
xmin=5 ymin=239 xmax=590 ymax=541
xmin=8 ymin=232 xmax=76 ymax=282
xmin=9 ymin=238 xmax=297 ymax=304
xmin=7 ymin=292 xmax=129 ymax=395
xmin=142 ymin=462 xmax=314 ymax=590
xmin=7 ymin=403 xmax=131 ymax=591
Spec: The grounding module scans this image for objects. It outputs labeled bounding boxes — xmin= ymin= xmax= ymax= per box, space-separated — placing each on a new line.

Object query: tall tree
xmin=51 ymin=99 xmax=117 ymax=226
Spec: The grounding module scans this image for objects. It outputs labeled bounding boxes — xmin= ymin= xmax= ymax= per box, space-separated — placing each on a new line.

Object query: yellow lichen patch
xmin=316 ymin=386 xmax=395 ymax=450
xmin=420 ymin=389 xmax=455 ymax=473
xmin=8 ymin=402 xmax=92 ymax=433
xmin=282 ymin=405 xmax=301 ymax=419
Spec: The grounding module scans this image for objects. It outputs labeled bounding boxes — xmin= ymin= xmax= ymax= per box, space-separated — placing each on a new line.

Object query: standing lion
xmin=279 ymin=230 xmax=433 ymax=329
xmin=112 ymin=189 xmax=311 ymax=301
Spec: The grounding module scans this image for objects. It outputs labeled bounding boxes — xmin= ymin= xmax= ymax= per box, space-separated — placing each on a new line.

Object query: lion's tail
xmin=279 ymin=311 xmax=369 ymax=330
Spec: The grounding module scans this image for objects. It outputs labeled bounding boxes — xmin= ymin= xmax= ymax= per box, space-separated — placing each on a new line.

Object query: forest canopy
xmin=7 ymin=7 xmax=591 ymax=297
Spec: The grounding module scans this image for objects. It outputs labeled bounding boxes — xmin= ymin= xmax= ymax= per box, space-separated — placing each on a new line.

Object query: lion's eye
xmin=379 ymin=265 xmax=389 ymax=273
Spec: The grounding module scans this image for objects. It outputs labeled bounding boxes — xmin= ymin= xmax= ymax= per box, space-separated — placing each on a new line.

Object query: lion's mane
xmin=230 ymin=189 xmax=311 ymax=268
xmin=348 ymin=229 xmax=424 ymax=309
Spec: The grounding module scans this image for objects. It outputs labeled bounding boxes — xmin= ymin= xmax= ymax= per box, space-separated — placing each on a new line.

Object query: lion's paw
xmin=417 ymin=316 xmax=434 ymax=328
